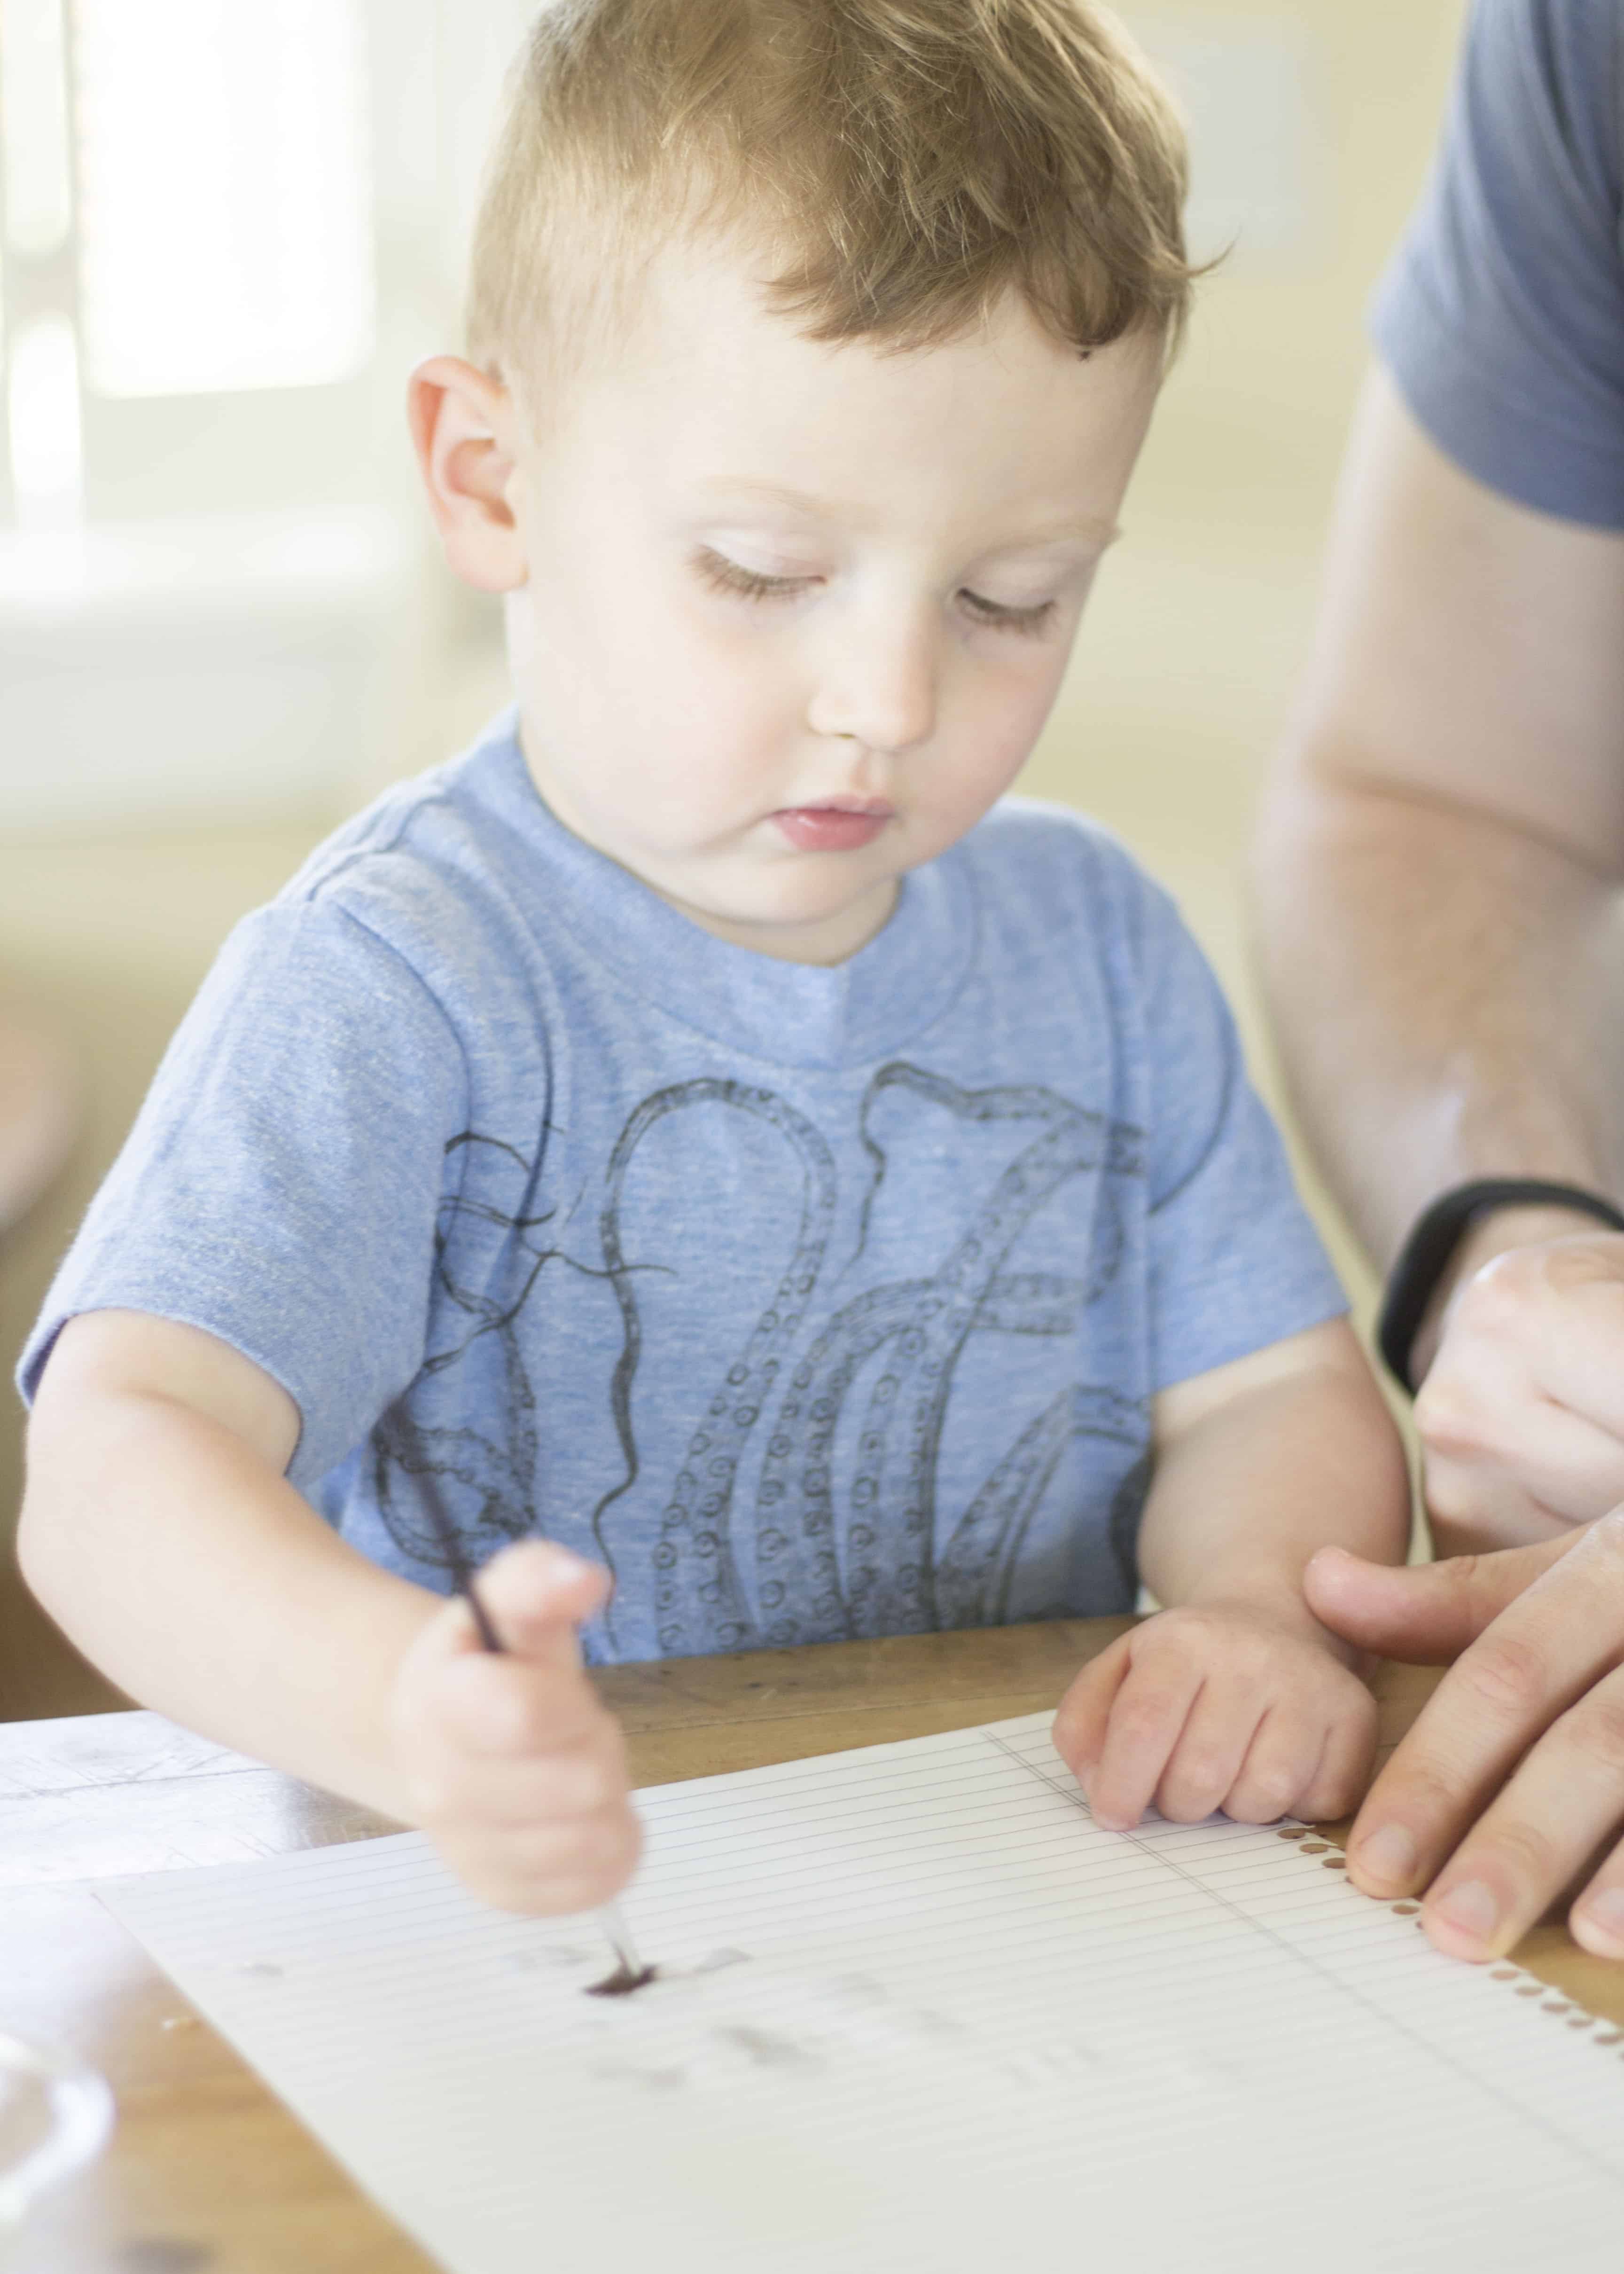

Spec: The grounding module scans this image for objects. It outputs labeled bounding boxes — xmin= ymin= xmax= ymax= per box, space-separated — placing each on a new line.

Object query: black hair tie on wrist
xmin=1376 ymin=1177 xmax=1624 ymax=1396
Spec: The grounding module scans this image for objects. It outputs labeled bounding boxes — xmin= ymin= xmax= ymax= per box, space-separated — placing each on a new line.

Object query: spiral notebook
xmin=98 ymin=1712 xmax=1624 ymax=2274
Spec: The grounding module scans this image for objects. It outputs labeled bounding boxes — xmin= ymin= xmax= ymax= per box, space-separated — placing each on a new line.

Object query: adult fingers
xmin=1480 ymin=1237 xmax=1624 ymax=1440
xmin=1419 ymin=1383 xmax=1624 ymax=1535
xmin=1420 ymin=1659 xmax=1624 ymax=1961
xmin=1087 ymin=1655 xmax=1203 ymax=1833
xmin=1304 ymin=1533 xmax=1581 ymax=1665
xmin=1421 ymin=1445 xmax=1603 ymax=1549
xmin=1341 ymin=1510 xmax=1624 ymax=1908
xmin=1571 ymin=1829 xmax=1624 ymax=1959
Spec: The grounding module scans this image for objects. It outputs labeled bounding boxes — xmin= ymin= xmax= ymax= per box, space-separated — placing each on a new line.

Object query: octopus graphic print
xmin=378 ymin=1061 xmax=1151 ymax=1658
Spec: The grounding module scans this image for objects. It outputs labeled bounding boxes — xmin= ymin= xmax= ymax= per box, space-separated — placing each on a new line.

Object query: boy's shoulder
xmin=239 ymin=712 xmax=559 ymax=1021
xmin=278 ymin=712 xmax=527 ymax=926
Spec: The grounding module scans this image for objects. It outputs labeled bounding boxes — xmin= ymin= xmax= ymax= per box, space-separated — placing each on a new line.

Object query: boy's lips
xmin=772 ymin=799 xmax=894 ymax=853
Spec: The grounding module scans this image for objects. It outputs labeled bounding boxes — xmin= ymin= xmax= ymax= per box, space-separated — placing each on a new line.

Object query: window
xmin=0 ymin=0 xmax=376 ymax=529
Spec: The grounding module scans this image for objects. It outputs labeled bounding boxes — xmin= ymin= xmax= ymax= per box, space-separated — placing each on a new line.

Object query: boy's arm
xmin=23 ymin=1310 xmax=434 ymax=1817
xmin=21 ymin=1311 xmax=639 ymax=1911
xmin=1138 ymin=1316 xmax=1410 ymax=1639
xmin=1053 ymin=1317 xmax=1410 ymax=1828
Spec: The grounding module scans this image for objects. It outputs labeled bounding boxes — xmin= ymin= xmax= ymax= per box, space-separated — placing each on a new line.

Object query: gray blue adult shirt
xmin=20 ymin=715 xmax=1343 ymax=1663
xmin=1373 ymin=0 xmax=1624 ymax=527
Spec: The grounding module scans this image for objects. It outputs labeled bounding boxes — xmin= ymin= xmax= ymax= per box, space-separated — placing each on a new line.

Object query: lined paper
xmin=99 ymin=1713 xmax=1624 ymax=2274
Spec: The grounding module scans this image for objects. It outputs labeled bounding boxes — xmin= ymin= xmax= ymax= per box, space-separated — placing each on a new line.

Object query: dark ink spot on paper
xmin=588 ymin=1961 xmax=659 ymax=1999
xmin=1321 ymin=1858 xmax=1346 ymax=1871
xmin=1277 ymin=1828 xmax=1306 ymax=1841
xmin=1391 ymin=1903 xmax=1420 ymax=1916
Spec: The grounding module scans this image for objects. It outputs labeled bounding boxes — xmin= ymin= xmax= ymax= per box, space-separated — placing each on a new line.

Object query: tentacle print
xmin=375 ymin=1132 xmax=642 ymax=1572
xmin=591 ymin=1080 xmax=837 ymax=1658
xmin=842 ymin=1069 xmax=1143 ymax=1635
xmin=936 ymin=1383 xmax=1149 ymax=1628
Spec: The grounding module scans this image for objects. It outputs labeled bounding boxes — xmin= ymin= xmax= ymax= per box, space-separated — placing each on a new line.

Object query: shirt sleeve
xmin=17 ymin=898 xmax=468 ymax=1494
xmin=1126 ymin=877 xmax=1349 ymax=1394
xmin=1371 ymin=0 xmax=1624 ymax=527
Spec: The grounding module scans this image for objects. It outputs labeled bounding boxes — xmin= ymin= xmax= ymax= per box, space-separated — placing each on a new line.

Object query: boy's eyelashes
xmin=690 ymin=546 xmax=1060 ymax=637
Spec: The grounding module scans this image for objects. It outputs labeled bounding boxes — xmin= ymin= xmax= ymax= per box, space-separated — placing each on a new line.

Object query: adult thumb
xmin=461 ymin=1538 xmax=611 ymax=1664
xmin=1304 ymin=1534 xmax=1584 ymax=1665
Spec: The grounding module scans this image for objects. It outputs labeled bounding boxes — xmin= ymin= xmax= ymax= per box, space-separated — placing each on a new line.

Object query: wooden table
xmin=5 ymin=1618 xmax=1622 ymax=2273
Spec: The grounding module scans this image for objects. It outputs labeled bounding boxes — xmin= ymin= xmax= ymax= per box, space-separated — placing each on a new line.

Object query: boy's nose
xmin=807 ymin=620 xmax=938 ymax=753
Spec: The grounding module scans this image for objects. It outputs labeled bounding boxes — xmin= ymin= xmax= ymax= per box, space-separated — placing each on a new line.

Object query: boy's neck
xmin=516 ymin=723 xmax=902 ymax=968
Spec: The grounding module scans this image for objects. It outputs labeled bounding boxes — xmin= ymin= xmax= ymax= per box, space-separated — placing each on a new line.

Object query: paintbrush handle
xmin=387 ymin=1403 xmax=647 ymax=1979
xmin=598 ymin=1896 xmax=647 ymax=1977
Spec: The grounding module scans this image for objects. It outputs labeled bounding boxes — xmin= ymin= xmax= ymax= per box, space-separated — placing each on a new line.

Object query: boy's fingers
xmin=1296 ymin=1694 xmax=1380 ymax=1825
xmin=1153 ymin=1683 xmax=1258 ymax=1824
xmin=416 ymin=1720 xmax=629 ymax=1821
xmin=427 ymin=1647 xmax=610 ymax=1757
xmin=449 ymin=1810 xmax=642 ymax=1917
xmin=1088 ymin=1657 xmax=1202 ymax=1832
xmin=1222 ymin=1707 xmax=1318 ymax=1826
xmin=454 ymin=1538 xmax=611 ymax=1663
xmin=1051 ymin=1635 xmax=1132 ymax=1784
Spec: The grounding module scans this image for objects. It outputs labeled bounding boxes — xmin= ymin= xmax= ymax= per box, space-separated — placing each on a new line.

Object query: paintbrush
xmin=385 ymin=1400 xmax=655 ymax=1996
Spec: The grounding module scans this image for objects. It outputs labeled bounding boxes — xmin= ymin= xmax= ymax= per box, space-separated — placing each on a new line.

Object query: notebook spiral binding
xmin=1273 ymin=1823 xmax=1624 ymax=2055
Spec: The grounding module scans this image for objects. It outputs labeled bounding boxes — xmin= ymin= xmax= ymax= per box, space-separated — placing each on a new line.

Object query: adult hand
xmin=1415 ymin=1223 xmax=1624 ymax=1553
xmin=1304 ymin=1519 xmax=1624 ymax=1962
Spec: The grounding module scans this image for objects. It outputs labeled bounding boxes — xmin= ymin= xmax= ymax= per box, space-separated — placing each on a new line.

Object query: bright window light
xmin=0 ymin=0 xmax=74 ymax=259
xmin=73 ymin=0 xmax=375 ymax=398
xmin=7 ymin=313 xmax=83 ymax=526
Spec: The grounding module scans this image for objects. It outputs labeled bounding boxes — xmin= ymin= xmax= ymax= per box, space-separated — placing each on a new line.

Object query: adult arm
xmin=1255 ymin=369 xmax=1624 ymax=1546
xmin=1254 ymin=380 xmax=1624 ymax=1955
xmin=1256 ymin=366 xmax=1624 ymax=1277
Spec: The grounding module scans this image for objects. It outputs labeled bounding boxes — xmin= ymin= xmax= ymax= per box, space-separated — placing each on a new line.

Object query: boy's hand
xmin=1052 ymin=1601 xmax=1378 ymax=1832
xmin=390 ymin=1539 xmax=640 ymax=1914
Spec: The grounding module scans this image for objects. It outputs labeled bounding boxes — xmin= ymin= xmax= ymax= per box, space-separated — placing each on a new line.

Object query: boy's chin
xmin=650 ymin=865 xmax=900 ymax=957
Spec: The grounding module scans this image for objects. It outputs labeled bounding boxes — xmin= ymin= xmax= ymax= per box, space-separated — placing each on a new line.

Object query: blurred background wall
xmin=0 ymin=0 xmax=1466 ymax=1717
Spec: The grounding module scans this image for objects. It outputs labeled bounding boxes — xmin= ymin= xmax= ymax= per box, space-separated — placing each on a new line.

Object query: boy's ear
xmin=408 ymin=356 xmax=529 ymax=594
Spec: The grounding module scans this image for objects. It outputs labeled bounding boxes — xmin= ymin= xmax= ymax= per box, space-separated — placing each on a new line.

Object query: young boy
xmin=17 ymin=0 xmax=1408 ymax=1918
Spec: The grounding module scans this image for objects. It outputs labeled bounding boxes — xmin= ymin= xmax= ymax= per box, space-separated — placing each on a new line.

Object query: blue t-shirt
xmin=1373 ymin=0 xmax=1624 ymax=527
xmin=19 ymin=715 xmax=1344 ymax=1662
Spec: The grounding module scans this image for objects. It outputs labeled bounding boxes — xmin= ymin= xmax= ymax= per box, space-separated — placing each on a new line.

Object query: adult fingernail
xmin=1431 ymin=1880 xmax=1499 ymax=1946
xmin=1354 ymin=1822 xmax=1418 ymax=1890
xmin=1577 ymin=1888 xmax=1624 ymax=1955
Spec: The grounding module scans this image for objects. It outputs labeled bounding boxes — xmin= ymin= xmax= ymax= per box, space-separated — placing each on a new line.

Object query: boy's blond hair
xmin=468 ymin=0 xmax=1195 ymax=399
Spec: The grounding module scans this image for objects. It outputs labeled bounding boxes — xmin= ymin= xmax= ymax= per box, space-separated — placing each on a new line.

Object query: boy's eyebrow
xmin=692 ymin=477 xmax=1121 ymax=550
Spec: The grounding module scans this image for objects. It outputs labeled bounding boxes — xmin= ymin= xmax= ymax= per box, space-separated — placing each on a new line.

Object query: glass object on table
xmin=0 ymin=2033 xmax=114 ymax=2232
